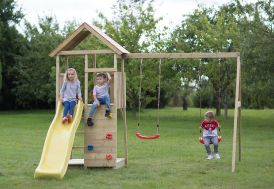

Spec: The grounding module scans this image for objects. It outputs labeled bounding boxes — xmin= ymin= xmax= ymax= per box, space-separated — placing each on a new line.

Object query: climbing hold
xmin=106 ymin=133 xmax=113 ymax=139
xmin=87 ymin=145 xmax=94 ymax=151
xmin=106 ymin=153 xmax=113 ymax=160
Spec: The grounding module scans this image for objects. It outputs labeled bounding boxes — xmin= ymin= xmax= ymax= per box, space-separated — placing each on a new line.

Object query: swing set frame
xmin=125 ymin=52 xmax=241 ymax=173
xmin=49 ymin=23 xmax=241 ymax=174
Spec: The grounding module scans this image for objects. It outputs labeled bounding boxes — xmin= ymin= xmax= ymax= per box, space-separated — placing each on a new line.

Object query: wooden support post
xmin=84 ymin=54 xmax=89 ymax=164
xmin=238 ymin=59 xmax=242 ymax=162
xmin=84 ymin=54 xmax=89 ymax=112
xmin=121 ymin=109 xmax=128 ymax=166
xmin=238 ymin=102 xmax=242 ymax=162
xmin=56 ymin=55 xmax=60 ymax=108
xmin=94 ymin=54 xmax=96 ymax=68
xmin=114 ymin=54 xmax=117 ymax=70
xmin=93 ymin=54 xmax=97 ymax=83
xmin=121 ymin=58 xmax=128 ymax=166
xmin=232 ymin=55 xmax=241 ymax=172
xmin=65 ymin=56 xmax=69 ymax=69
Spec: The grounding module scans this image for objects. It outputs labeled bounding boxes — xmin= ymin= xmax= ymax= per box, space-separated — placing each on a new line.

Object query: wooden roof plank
xmin=83 ymin=23 xmax=129 ymax=55
xmin=49 ymin=22 xmax=129 ymax=57
xmin=49 ymin=24 xmax=87 ymax=57
xmin=64 ymin=30 xmax=90 ymax=50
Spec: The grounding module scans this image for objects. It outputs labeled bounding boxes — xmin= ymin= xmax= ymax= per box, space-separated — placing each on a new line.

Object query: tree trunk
xmin=0 ymin=60 xmax=2 ymax=91
xmin=215 ymin=90 xmax=221 ymax=116
xmin=131 ymin=99 xmax=137 ymax=118
xmin=0 ymin=61 xmax=2 ymax=105
xmin=224 ymin=91 xmax=228 ymax=120
xmin=173 ymin=94 xmax=179 ymax=106
xmin=182 ymin=96 xmax=188 ymax=111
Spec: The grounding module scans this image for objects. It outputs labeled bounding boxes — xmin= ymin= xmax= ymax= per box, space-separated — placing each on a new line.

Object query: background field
xmin=0 ymin=108 xmax=273 ymax=189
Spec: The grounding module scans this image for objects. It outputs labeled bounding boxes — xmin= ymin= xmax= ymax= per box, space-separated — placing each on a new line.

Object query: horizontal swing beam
xmin=126 ymin=52 xmax=240 ymax=59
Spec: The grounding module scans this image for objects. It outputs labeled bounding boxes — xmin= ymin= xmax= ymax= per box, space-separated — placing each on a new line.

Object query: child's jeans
xmin=204 ymin=136 xmax=218 ymax=155
xmin=63 ymin=101 xmax=76 ymax=117
xmin=89 ymin=95 xmax=110 ymax=118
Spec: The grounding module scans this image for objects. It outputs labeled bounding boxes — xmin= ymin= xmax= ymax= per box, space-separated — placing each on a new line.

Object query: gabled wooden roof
xmin=49 ymin=22 xmax=129 ymax=57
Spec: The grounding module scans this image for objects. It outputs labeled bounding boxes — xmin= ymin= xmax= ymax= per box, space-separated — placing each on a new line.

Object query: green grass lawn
xmin=0 ymin=108 xmax=273 ymax=189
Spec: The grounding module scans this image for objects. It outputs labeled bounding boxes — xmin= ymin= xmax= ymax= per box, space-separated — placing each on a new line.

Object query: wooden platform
xmin=68 ymin=158 xmax=125 ymax=169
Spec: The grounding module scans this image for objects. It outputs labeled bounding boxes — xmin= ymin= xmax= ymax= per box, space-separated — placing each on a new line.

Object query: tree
xmin=12 ymin=17 xmax=64 ymax=108
xmin=237 ymin=0 xmax=274 ymax=108
xmin=0 ymin=0 xmax=24 ymax=109
xmin=94 ymin=0 xmax=165 ymax=114
xmin=169 ymin=5 xmax=240 ymax=115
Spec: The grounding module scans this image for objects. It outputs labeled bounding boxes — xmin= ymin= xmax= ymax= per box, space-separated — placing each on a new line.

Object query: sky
xmin=16 ymin=0 xmax=256 ymax=30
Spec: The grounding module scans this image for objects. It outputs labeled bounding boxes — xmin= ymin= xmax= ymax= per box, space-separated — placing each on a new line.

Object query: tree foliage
xmin=12 ymin=17 xmax=65 ymax=108
xmin=94 ymin=0 xmax=167 ymax=113
xmin=238 ymin=0 xmax=274 ymax=108
xmin=0 ymin=0 xmax=24 ymax=109
xmin=0 ymin=0 xmax=273 ymax=110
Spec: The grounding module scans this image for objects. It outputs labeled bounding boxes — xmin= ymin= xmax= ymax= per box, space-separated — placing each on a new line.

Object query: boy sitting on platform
xmin=87 ymin=72 xmax=112 ymax=126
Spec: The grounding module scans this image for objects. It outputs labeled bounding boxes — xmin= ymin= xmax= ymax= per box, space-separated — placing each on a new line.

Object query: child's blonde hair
xmin=63 ymin=68 xmax=79 ymax=82
xmin=205 ymin=111 xmax=214 ymax=119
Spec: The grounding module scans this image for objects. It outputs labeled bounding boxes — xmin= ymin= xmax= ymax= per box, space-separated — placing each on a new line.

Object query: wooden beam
xmin=232 ymin=55 xmax=241 ymax=172
xmin=114 ymin=54 xmax=117 ymax=70
xmin=58 ymin=50 xmax=116 ymax=56
xmin=126 ymin=52 xmax=240 ymax=59
xmin=49 ymin=24 xmax=86 ymax=57
xmin=83 ymin=23 xmax=129 ymax=55
xmin=65 ymin=57 xmax=69 ymax=69
xmin=93 ymin=54 xmax=97 ymax=88
xmin=93 ymin=54 xmax=96 ymax=68
xmin=84 ymin=54 xmax=89 ymax=114
xmin=121 ymin=59 xmax=126 ymax=108
xmin=238 ymin=68 xmax=242 ymax=162
xmin=120 ymin=58 xmax=128 ymax=165
xmin=85 ymin=68 xmax=117 ymax=73
xmin=120 ymin=108 xmax=128 ymax=166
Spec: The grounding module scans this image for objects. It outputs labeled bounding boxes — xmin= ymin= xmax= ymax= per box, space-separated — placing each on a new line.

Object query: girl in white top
xmin=60 ymin=68 xmax=82 ymax=123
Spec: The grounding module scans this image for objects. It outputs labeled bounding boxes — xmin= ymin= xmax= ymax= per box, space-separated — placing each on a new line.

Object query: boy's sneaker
xmin=67 ymin=115 xmax=73 ymax=123
xmin=105 ymin=110 xmax=112 ymax=118
xmin=214 ymin=153 xmax=221 ymax=159
xmin=62 ymin=116 xmax=68 ymax=124
xmin=87 ymin=117 xmax=94 ymax=126
xmin=207 ymin=154 xmax=213 ymax=160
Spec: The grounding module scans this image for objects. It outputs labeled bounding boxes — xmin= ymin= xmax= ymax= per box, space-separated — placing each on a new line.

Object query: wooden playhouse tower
xmin=49 ymin=22 xmax=128 ymax=169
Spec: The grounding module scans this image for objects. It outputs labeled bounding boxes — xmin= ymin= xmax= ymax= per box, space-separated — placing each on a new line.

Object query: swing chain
xmin=137 ymin=58 xmax=161 ymax=137
xmin=198 ymin=58 xmax=202 ymax=121
xmin=138 ymin=59 xmax=143 ymax=129
xmin=157 ymin=59 xmax=162 ymax=133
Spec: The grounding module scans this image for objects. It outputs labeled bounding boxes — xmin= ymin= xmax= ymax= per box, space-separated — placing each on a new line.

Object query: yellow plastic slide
xmin=34 ymin=100 xmax=84 ymax=179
